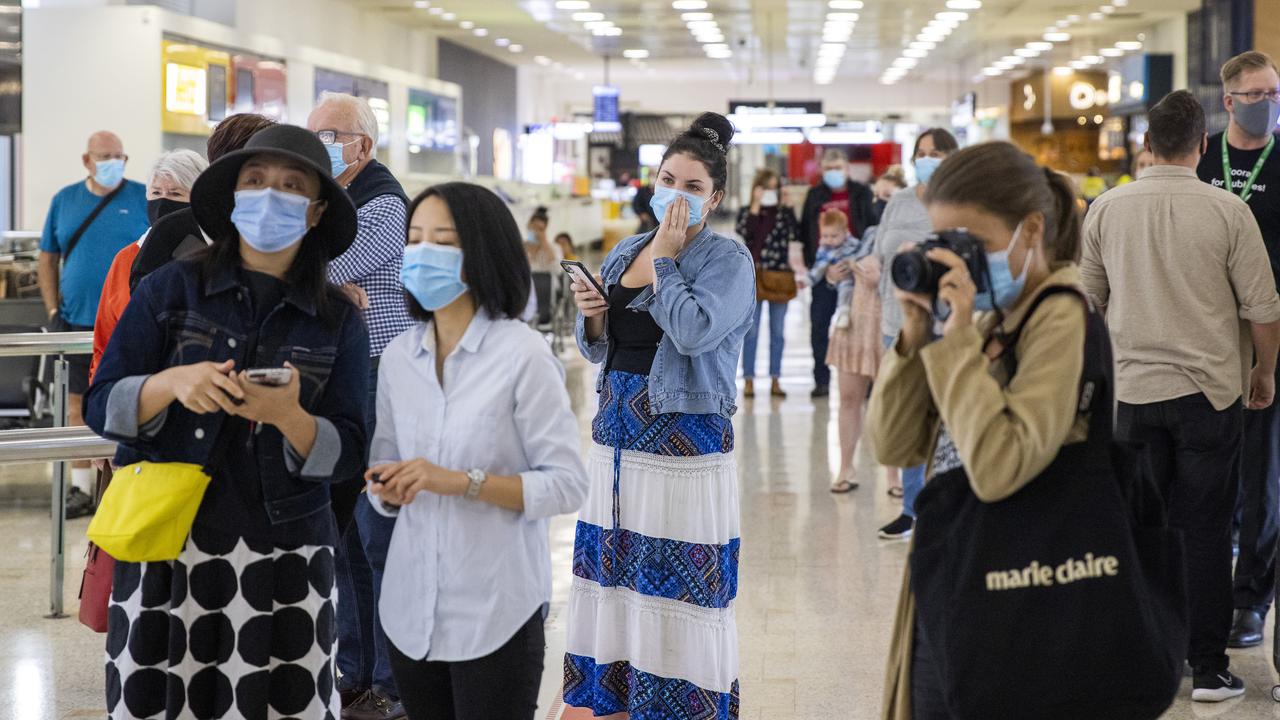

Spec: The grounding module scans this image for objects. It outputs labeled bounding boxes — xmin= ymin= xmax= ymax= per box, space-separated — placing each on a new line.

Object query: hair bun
xmin=689 ymin=112 xmax=735 ymax=153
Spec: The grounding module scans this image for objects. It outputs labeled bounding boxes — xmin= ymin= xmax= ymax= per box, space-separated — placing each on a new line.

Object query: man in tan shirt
xmin=1081 ymin=89 xmax=1280 ymax=703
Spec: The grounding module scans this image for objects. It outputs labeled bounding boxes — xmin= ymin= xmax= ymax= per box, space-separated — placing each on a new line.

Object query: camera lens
xmin=891 ymin=251 xmax=933 ymax=294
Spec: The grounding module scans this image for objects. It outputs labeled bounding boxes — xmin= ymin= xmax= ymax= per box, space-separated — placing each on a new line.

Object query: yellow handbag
xmin=86 ymin=461 xmax=212 ymax=562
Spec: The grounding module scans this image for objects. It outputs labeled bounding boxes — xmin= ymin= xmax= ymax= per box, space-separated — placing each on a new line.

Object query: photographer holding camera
xmin=866 ymin=142 xmax=1092 ymax=719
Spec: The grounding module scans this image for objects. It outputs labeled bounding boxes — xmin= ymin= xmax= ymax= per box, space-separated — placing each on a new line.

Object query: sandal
xmin=888 ymin=486 xmax=904 ymax=499
xmin=830 ymin=479 xmax=859 ymax=494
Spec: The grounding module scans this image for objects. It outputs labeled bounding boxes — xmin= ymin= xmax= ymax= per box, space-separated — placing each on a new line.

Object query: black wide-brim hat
xmin=191 ymin=124 xmax=358 ymax=260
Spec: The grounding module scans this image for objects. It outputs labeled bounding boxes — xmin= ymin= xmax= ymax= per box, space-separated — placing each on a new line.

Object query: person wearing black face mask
xmin=89 ymin=149 xmax=207 ymax=385
xmin=1196 ymin=51 xmax=1280 ymax=653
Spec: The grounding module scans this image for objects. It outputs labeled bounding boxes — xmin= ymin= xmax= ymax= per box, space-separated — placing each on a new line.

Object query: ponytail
xmin=926 ymin=142 xmax=1081 ymax=264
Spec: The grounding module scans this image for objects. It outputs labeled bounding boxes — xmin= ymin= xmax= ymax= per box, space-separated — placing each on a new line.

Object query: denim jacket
xmin=575 ymin=227 xmax=756 ymax=418
xmin=84 ymin=259 xmax=370 ymax=547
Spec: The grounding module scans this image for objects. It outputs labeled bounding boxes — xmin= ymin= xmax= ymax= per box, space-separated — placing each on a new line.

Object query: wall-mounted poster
xmin=162 ymin=38 xmax=287 ymax=136
xmin=232 ymin=55 xmax=287 ymax=121
xmin=407 ymin=89 xmax=459 ymax=152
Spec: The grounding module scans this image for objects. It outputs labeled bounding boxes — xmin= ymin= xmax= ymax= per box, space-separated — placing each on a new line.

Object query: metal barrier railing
xmin=0 ymin=331 xmax=107 ymax=618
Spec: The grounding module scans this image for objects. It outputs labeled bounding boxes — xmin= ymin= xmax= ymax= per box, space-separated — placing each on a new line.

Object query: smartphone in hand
xmin=560 ymin=260 xmax=608 ymax=302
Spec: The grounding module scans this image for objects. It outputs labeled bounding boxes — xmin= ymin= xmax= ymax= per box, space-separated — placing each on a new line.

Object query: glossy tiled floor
xmin=4 ymin=299 xmax=1280 ymax=719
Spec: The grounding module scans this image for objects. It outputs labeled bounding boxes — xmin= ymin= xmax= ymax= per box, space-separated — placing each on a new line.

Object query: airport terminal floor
xmin=1 ymin=305 xmax=1276 ymax=720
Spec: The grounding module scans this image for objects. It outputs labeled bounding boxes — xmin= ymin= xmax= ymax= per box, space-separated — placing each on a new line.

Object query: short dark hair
xmin=1147 ymin=90 xmax=1206 ymax=159
xmin=660 ymin=112 xmax=736 ymax=193
xmin=404 ymin=182 xmax=531 ymax=323
xmin=912 ymin=128 xmax=960 ymax=159
xmin=206 ymin=114 xmax=277 ymax=163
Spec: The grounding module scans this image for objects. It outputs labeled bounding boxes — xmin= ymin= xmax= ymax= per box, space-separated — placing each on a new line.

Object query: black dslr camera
xmin=890 ymin=229 xmax=989 ymax=297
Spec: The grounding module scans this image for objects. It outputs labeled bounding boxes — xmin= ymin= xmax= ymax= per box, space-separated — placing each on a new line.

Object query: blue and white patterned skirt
xmin=564 ymin=370 xmax=741 ymax=719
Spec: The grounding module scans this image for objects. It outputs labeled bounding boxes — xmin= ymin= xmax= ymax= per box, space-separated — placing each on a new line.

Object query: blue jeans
xmin=742 ymin=300 xmax=788 ymax=378
xmin=336 ymin=362 xmax=398 ymax=698
xmin=884 ymin=334 xmax=927 ymax=518
xmin=810 ymin=282 xmax=837 ymax=388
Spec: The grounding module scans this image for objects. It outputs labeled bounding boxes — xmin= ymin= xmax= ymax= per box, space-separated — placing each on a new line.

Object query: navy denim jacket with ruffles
xmin=575 ymin=227 xmax=756 ymax=419
xmin=84 ymin=258 xmax=369 ymax=547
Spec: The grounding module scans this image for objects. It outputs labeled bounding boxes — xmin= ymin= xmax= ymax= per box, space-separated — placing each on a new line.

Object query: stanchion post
xmin=47 ymin=356 xmax=68 ymax=619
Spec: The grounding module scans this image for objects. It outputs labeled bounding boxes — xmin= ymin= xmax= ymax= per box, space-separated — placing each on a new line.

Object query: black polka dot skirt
xmin=105 ymin=523 xmax=339 ymax=720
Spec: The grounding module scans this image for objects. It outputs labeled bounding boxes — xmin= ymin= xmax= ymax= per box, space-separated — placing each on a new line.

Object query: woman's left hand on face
xmin=365 ymin=459 xmax=465 ymax=506
xmin=229 ymin=362 xmax=302 ymax=426
xmin=928 ymin=248 xmax=977 ymax=335
xmin=653 ymin=195 xmax=690 ymax=259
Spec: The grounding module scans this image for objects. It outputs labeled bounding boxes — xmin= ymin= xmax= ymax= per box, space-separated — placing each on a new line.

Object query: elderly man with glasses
xmin=307 ymin=91 xmax=411 ymax=720
xmin=37 ymin=130 xmax=148 ymax=518
xmin=1196 ymin=50 xmax=1280 ymax=655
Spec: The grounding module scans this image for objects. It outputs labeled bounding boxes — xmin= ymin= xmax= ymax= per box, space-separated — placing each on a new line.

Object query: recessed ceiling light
xmin=903 ymin=48 xmax=928 ymax=58
xmin=584 ymin=20 xmax=613 ymax=29
xmin=936 ymin=11 xmax=968 ymax=21
xmin=1090 ymin=12 xmax=1105 ymax=20
xmin=1056 ymin=19 xmax=1071 ymax=28
xmin=946 ymin=0 xmax=981 ymax=8
xmin=413 ymin=0 xmax=430 ymax=8
xmin=1082 ymin=55 xmax=1103 ymax=64
xmin=826 ymin=12 xmax=859 ymax=21
xmin=1100 ymin=47 xmax=1124 ymax=57
xmin=459 ymin=20 xmax=473 ymax=28
xmin=428 ymin=6 xmax=443 ymax=14
xmin=1002 ymin=55 xmax=1025 ymax=65
xmin=687 ymin=20 xmax=718 ymax=30
xmin=1115 ymin=40 xmax=1142 ymax=50
xmin=818 ymin=42 xmax=846 ymax=54
xmin=1070 ymin=60 xmax=1089 ymax=69
xmin=706 ymin=49 xmax=733 ymax=58
xmin=672 ymin=0 xmax=707 ymax=9
xmin=697 ymin=33 xmax=726 ymax=42
xmin=1053 ymin=66 xmax=1073 ymax=75
xmin=983 ymin=67 xmax=1003 ymax=76
xmin=509 ymin=44 xmax=523 ymax=52
xmin=1044 ymin=31 xmax=1071 ymax=42
xmin=1100 ymin=5 xmax=1116 ymax=13
xmin=474 ymin=28 xmax=488 ymax=36
xmin=442 ymin=12 xmax=455 ymax=20
xmin=1067 ymin=14 xmax=1081 ymax=22
xmin=495 ymin=37 xmax=510 ymax=46
xmin=829 ymin=0 xmax=863 ymax=8
xmin=534 ymin=55 xmax=551 ymax=65
xmin=1014 ymin=48 xmax=1038 ymax=57
xmin=910 ymin=41 xmax=936 ymax=50
xmin=681 ymin=12 xmax=713 ymax=21
xmin=892 ymin=57 xmax=918 ymax=68
xmin=703 ymin=43 xmax=729 ymax=51
xmin=1113 ymin=0 xmax=1129 ymax=5
xmin=1026 ymin=41 xmax=1053 ymax=51
xmin=623 ymin=48 xmax=649 ymax=58
xmin=572 ymin=11 xmax=603 ymax=20
xmin=555 ymin=0 xmax=590 ymax=8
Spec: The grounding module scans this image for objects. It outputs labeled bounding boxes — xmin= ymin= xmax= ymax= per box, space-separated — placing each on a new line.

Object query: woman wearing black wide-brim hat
xmin=85 ymin=124 xmax=371 ymax=719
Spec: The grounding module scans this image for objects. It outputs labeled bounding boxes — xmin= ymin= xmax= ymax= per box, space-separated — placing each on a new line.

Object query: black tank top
xmin=606 ymin=284 xmax=663 ymax=375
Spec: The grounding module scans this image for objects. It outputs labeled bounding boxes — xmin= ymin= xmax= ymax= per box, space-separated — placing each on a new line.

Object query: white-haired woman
xmin=90 ymin=148 xmax=208 ymax=379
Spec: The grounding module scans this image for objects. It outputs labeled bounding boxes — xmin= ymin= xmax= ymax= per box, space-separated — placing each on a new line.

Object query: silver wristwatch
xmin=465 ymin=468 xmax=487 ymax=500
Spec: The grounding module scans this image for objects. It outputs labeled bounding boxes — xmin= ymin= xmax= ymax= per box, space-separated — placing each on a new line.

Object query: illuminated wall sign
xmin=1068 ymin=81 xmax=1109 ymax=110
xmin=1023 ymin=84 xmax=1036 ymax=112
xmin=593 ymin=86 xmax=621 ymax=132
xmin=165 ymin=62 xmax=207 ymax=116
xmin=1009 ymin=71 xmax=1108 ymax=122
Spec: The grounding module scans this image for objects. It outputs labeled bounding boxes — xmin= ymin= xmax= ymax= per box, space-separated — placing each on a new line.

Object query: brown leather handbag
xmin=755 ymin=266 xmax=798 ymax=304
xmin=78 ymin=465 xmax=115 ymax=632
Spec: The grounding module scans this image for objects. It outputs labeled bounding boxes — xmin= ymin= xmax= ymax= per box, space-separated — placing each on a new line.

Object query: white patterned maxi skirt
xmin=105 ymin=522 xmax=340 ymax=719
xmin=564 ymin=370 xmax=741 ymax=718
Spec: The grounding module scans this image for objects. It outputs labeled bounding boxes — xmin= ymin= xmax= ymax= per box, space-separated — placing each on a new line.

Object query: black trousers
xmin=388 ymin=609 xmax=545 ymax=720
xmin=910 ymin=610 xmax=954 ymax=719
xmin=1116 ymin=394 xmax=1243 ymax=674
xmin=1234 ymin=369 xmax=1280 ymax=615
xmin=810 ymin=281 xmax=837 ymax=388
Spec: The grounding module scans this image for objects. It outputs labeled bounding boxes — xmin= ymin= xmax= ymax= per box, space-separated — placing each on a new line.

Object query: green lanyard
xmin=1222 ymin=132 xmax=1275 ymax=204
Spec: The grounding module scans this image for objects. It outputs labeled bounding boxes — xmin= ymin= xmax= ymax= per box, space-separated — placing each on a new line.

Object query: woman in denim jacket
xmin=562 ymin=113 xmax=756 ymax=720
xmin=85 ymin=125 xmax=369 ymax=719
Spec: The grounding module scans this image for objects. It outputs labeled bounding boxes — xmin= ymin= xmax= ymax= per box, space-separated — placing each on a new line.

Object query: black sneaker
xmin=65 ymin=486 xmax=95 ymax=519
xmin=342 ymin=689 xmax=406 ymax=720
xmin=878 ymin=514 xmax=914 ymax=540
xmin=1192 ymin=670 xmax=1245 ymax=703
xmin=811 ymin=385 xmax=830 ymax=399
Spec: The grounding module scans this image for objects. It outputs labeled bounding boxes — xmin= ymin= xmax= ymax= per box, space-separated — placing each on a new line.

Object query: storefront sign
xmin=1009 ymin=71 xmax=1109 ymax=123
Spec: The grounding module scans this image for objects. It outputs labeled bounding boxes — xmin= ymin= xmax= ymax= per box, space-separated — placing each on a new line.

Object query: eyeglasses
xmin=1229 ymin=89 xmax=1280 ymax=103
xmin=314 ymin=130 xmax=364 ymax=145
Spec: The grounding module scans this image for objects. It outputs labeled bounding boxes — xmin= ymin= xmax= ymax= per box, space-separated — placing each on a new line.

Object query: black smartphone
xmin=560 ymin=260 xmax=608 ymax=302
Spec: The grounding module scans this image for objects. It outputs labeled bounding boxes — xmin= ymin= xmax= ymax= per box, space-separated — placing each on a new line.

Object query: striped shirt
xmin=328 ymin=193 xmax=413 ymax=358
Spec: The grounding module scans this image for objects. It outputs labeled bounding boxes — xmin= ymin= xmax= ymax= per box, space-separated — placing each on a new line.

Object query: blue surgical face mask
xmin=650 ymin=185 xmax=710 ymax=229
xmin=525 ymin=230 xmax=539 ymax=245
xmin=402 ymin=243 xmax=469 ymax=312
xmin=324 ymin=142 xmax=353 ymax=178
xmin=231 ymin=187 xmax=314 ymax=254
xmin=974 ymin=221 xmax=1033 ymax=312
xmin=822 ymin=169 xmax=847 ymax=190
xmin=94 ymin=158 xmax=125 ymax=188
xmin=914 ymin=156 xmax=942 ymax=186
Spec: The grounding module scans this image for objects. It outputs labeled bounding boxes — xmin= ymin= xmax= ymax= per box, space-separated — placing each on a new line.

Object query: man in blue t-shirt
xmin=37 ymin=130 xmax=148 ymax=513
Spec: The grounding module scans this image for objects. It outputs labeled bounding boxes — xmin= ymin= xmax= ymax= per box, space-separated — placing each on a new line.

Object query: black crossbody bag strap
xmin=62 ymin=182 xmax=126 ymax=263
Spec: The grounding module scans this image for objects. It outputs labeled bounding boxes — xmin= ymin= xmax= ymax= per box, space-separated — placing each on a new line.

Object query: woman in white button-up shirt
xmin=365 ymin=182 xmax=588 ymax=720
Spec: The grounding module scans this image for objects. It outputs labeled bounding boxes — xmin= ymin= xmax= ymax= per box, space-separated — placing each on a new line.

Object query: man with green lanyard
xmin=1197 ymin=50 xmax=1280 ymax=651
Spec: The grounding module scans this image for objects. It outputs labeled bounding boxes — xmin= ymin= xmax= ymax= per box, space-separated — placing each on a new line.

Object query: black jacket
xmin=128 ymin=207 xmax=206 ymax=291
xmin=798 ymin=179 xmax=876 ymax=267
